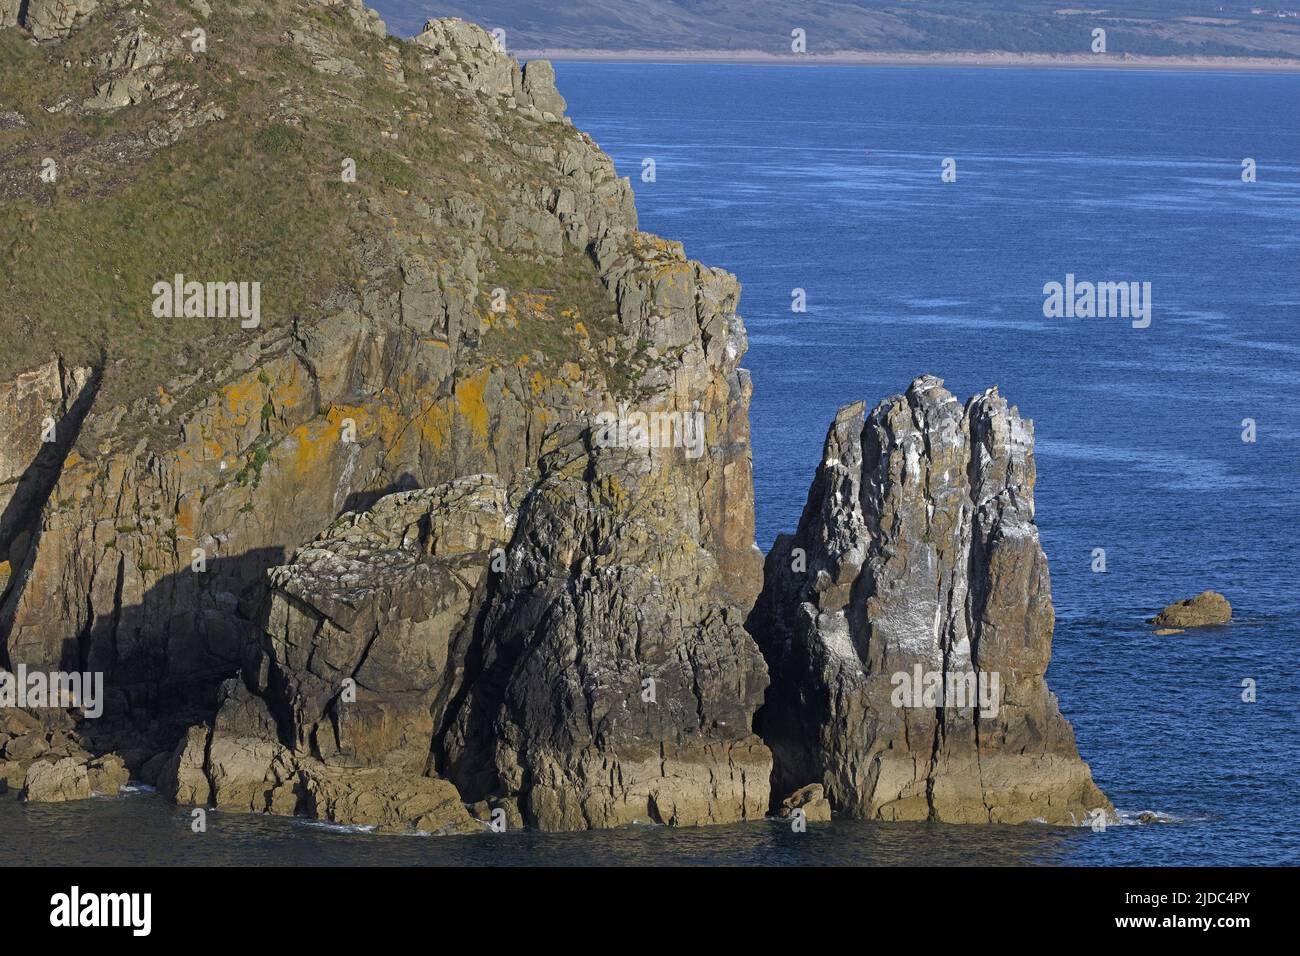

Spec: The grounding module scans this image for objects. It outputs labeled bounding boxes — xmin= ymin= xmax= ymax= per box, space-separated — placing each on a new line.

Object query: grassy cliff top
xmin=0 ymin=1 xmax=626 ymax=419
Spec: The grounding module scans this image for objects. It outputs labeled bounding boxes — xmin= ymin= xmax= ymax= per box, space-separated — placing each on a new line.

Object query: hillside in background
xmin=373 ymin=0 xmax=1300 ymax=58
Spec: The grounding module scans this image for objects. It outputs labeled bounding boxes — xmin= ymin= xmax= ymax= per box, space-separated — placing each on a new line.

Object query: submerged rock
xmin=1148 ymin=591 xmax=1231 ymax=629
xmin=750 ymin=376 xmax=1112 ymax=825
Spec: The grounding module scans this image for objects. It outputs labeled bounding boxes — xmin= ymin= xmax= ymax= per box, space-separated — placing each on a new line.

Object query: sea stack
xmin=750 ymin=376 xmax=1112 ymax=824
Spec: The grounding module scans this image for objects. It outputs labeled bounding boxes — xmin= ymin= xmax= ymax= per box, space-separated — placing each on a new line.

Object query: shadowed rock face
xmin=0 ymin=359 xmax=96 ymax=633
xmin=435 ymin=435 xmax=771 ymax=830
xmin=750 ymin=376 xmax=1112 ymax=824
xmin=167 ymin=438 xmax=770 ymax=832
xmin=258 ymin=474 xmax=514 ymax=772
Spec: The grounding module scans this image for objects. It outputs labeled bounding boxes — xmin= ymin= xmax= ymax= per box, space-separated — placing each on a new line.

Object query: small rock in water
xmin=1147 ymin=591 xmax=1232 ymax=628
xmin=780 ymin=784 xmax=832 ymax=822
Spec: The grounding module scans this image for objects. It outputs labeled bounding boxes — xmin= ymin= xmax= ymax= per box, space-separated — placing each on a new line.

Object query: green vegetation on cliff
xmin=0 ymin=0 xmax=634 ymax=421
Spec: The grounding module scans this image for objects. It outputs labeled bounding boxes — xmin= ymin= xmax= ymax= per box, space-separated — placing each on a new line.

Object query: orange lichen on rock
xmin=454 ymin=369 xmax=491 ymax=443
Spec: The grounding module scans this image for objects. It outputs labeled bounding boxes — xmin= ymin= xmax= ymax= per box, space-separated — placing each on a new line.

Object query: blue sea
xmin=4 ymin=64 xmax=1297 ymax=866
xmin=559 ymin=63 xmax=1300 ymax=866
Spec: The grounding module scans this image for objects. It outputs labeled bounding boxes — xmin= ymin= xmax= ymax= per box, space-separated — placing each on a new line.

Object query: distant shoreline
xmin=515 ymin=48 xmax=1300 ymax=72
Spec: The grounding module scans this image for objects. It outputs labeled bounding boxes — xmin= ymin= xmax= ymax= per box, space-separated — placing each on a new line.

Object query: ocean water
xmin=4 ymin=65 xmax=1298 ymax=866
xmin=558 ymin=63 xmax=1300 ymax=866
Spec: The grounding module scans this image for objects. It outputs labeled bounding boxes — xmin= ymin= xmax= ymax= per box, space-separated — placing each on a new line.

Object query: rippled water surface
xmin=4 ymin=64 xmax=1298 ymax=866
xmin=0 ymin=788 xmax=1247 ymax=866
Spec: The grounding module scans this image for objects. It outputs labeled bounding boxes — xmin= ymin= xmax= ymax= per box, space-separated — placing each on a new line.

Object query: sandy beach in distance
xmin=517 ymin=48 xmax=1300 ymax=72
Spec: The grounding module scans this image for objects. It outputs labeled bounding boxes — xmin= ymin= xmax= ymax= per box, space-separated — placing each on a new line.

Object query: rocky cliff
xmin=1 ymin=1 xmax=765 ymax=829
xmin=749 ymin=376 xmax=1111 ymax=824
xmin=0 ymin=2 xmax=1106 ymax=831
